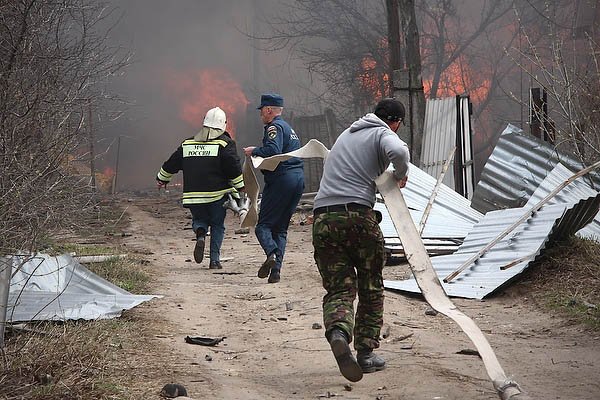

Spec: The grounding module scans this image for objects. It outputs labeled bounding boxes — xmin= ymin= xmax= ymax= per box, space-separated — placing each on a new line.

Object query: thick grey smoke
xmin=100 ymin=0 xmax=310 ymax=191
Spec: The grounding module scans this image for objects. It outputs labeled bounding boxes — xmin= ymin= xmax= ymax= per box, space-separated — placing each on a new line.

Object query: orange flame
xmin=357 ymin=38 xmax=390 ymax=105
xmin=102 ymin=166 xmax=115 ymax=178
xmin=95 ymin=167 xmax=115 ymax=193
xmin=423 ymin=64 xmax=491 ymax=104
xmin=358 ymin=56 xmax=389 ymax=102
xmin=166 ymin=68 xmax=249 ymax=138
xmin=421 ymin=41 xmax=491 ymax=104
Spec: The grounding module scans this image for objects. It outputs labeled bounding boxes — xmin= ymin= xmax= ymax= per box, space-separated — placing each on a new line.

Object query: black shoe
xmin=209 ymin=260 xmax=222 ymax=269
xmin=258 ymin=253 xmax=277 ymax=279
xmin=328 ymin=329 xmax=363 ymax=382
xmin=194 ymin=232 xmax=205 ymax=264
xmin=268 ymin=269 xmax=280 ymax=283
xmin=357 ymin=350 xmax=386 ymax=373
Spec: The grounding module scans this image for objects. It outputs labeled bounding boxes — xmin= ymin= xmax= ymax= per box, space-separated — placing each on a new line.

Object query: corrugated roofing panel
xmin=402 ymin=163 xmax=482 ymax=233
xmin=421 ymin=98 xmax=457 ymax=189
xmin=377 ymin=163 xmax=483 ymax=255
xmin=525 ymin=163 xmax=600 ymax=240
xmin=7 ymin=253 xmax=158 ymax=322
xmin=471 ymin=124 xmax=599 ymax=209
xmin=471 ymin=124 xmax=600 ymax=240
xmin=384 ymin=191 xmax=600 ymax=299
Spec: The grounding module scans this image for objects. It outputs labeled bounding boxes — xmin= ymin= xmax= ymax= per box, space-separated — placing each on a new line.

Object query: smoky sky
xmin=99 ymin=0 xmax=310 ymax=191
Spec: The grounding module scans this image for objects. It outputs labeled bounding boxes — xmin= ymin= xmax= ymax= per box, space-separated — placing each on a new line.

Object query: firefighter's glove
xmin=156 ymin=180 xmax=167 ymax=190
xmin=224 ymin=193 xmax=241 ymax=213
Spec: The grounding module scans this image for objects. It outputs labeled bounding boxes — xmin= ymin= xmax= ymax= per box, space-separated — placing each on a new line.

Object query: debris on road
xmin=184 ymin=336 xmax=225 ymax=346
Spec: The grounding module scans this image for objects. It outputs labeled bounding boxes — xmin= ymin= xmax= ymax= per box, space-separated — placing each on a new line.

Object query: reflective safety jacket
xmin=156 ymin=133 xmax=244 ymax=206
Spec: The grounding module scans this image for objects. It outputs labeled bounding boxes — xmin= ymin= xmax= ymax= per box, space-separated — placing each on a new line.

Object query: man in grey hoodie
xmin=312 ymin=98 xmax=410 ymax=382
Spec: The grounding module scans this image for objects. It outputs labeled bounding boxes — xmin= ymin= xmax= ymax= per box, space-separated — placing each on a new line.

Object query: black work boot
xmin=357 ymin=350 xmax=386 ymax=373
xmin=267 ymin=269 xmax=280 ymax=283
xmin=193 ymin=229 xmax=206 ymax=264
xmin=209 ymin=260 xmax=222 ymax=269
xmin=258 ymin=253 xmax=277 ymax=279
xmin=328 ymin=329 xmax=363 ymax=382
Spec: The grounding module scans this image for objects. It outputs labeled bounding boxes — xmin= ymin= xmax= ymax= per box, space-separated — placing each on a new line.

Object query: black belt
xmin=313 ymin=203 xmax=371 ymax=215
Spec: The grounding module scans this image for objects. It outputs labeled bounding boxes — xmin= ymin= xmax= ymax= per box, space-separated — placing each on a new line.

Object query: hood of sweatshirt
xmin=348 ymin=113 xmax=388 ymax=133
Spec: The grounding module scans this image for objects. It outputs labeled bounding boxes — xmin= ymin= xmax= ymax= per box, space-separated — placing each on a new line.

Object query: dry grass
xmin=2 ymin=320 xmax=133 ymax=399
xmin=85 ymin=256 xmax=151 ymax=294
xmin=36 ymin=197 xmax=130 ymax=254
xmin=1 ymin=312 xmax=176 ymax=400
xmin=1 ymin=197 xmax=177 ymax=399
xmin=514 ymin=236 xmax=600 ymax=330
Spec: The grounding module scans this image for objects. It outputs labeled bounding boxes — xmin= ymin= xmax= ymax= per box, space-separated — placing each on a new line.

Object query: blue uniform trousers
xmin=255 ymin=169 xmax=304 ymax=272
xmin=188 ymin=197 xmax=227 ymax=262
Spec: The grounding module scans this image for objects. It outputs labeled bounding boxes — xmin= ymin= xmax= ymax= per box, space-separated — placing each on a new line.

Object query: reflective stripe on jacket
xmin=156 ymin=133 xmax=243 ymax=206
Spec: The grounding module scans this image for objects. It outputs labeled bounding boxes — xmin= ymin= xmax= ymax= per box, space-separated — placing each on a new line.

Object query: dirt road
xmin=122 ymin=195 xmax=599 ymax=399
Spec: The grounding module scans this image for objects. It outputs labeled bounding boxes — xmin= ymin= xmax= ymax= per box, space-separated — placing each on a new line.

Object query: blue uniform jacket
xmin=252 ymin=115 xmax=303 ymax=180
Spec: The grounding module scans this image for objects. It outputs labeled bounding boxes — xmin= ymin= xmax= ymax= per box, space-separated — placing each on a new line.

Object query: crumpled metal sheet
xmin=378 ymin=162 xmax=483 ymax=256
xmin=470 ymin=124 xmax=599 ymax=240
xmin=525 ymin=163 xmax=600 ymax=241
xmin=385 ymin=204 xmax=563 ymax=299
xmin=384 ymin=185 xmax=600 ymax=299
xmin=7 ymin=253 xmax=159 ymax=322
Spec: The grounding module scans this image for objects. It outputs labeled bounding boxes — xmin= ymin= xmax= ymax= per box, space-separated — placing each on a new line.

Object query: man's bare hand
xmin=156 ymin=180 xmax=167 ymax=190
xmin=397 ymin=175 xmax=408 ymax=189
xmin=243 ymin=146 xmax=256 ymax=157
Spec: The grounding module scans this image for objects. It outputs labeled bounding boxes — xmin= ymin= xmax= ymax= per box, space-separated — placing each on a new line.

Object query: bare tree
xmin=0 ymin=0 xmax=130 ymax=256
xmin=255 ymin=0 xmax=390 ymax=121
xmin=256 ymin=1 xmax=525 ymax=133
xmin=419 ymin=1 xmax=514 ymax=100
xmin=256 ymin=0 xmax=595 ymax=178
xmin=506 ymin=1 xmax=600 ymax=167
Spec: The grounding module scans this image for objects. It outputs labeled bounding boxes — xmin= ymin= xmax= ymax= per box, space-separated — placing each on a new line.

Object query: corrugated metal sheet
xmin=378 ymin=163 xmax=483 ymax=256
xmin=384 ymin=192 xmax=599 ymax=299
xmin=420 ymin=96 xmax=475 ymax=198
xmin=7 ymin=253 xmax=158 ymax=322
xmin=421 ymin=98 xmax=457 ymax=189
xmin=471 ymin=124 xmax=600 ymax=240
xmin=525 ymin=163 xmax=600 ymax=240
xmin=471 ymin=124 xmax=600 ymax=211
xmin=404 ymin=163 xmax=482 ymax=234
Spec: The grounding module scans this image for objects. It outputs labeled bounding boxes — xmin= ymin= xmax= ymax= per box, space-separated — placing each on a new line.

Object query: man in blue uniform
xmin=157 ymin=107 xmax=244 ymax=269
xmin=243 ymin=93 xmax=304 ymax=283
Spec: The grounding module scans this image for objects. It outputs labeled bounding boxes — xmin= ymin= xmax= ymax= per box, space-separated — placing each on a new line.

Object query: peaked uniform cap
xmin=257 ymin=93 xmax=284 ymax=109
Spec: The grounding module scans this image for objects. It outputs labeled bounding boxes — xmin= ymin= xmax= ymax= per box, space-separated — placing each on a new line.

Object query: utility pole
xmin=386 ymin=0 xmax=402 ymax=86
xmin=387 ymin=0 xmax=426 ymax=166
xmin=112 ymin=136 xmax=121 ymax=195
xmin=88 ymin=102 xmax=96 ymax=192
xmin=252 ymin=0 xmax=261 ymax=96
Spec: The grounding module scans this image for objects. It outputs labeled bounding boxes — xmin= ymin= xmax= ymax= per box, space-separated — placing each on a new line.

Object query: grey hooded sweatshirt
xmin=314 ymin=113 xmax=410 ymax=209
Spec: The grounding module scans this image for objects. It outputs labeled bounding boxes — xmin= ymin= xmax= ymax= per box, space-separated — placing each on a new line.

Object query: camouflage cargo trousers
xmin=312 ymin=208 xmax=385 ymax=352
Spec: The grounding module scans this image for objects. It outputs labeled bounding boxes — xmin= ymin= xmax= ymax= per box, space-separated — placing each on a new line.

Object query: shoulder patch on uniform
xmin=267 ymin=125 xmax=278 ymax=139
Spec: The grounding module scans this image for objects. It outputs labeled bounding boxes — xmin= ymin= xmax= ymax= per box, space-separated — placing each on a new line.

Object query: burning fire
xmin=355 ymin=36 xmax=491 ymax=107
xmin=358 ymin=55 xmax=389 ymax=102
xmin=357 ymin=37 xmax=390 ymax=106
xmin=166 ymin=68 xmax=249 ymax=138
xmin=95 ymin=167 xmax=115 ymax=193
xmin=422 ymin=55 xmax=491 ymax=104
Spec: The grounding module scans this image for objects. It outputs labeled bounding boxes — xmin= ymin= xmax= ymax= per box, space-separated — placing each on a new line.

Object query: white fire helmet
xmin=203 ymin=106 xmax=227 ymax=131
